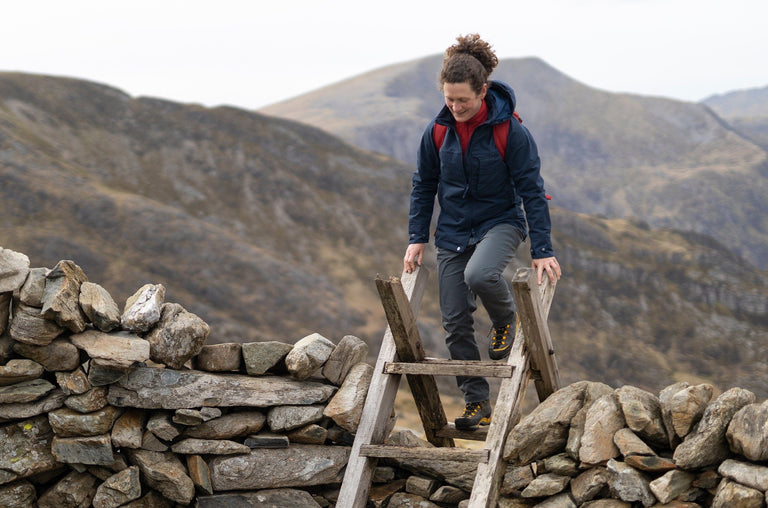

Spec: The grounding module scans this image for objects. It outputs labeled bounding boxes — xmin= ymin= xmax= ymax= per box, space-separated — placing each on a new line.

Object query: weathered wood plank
xmin=383 ymin=359 xmax=514 ymax=378
xmin=359 ymin=444 xmax=489 ymax=463
xmin=336 ymin=267 xmax=429 ymax=508
xmin=436 ymin=423 xmax=489 ymax=441
xmin=376 ymin=276 xmax=453 ymax=448
xmin=511 ymin=268 xmax=559 ymax=401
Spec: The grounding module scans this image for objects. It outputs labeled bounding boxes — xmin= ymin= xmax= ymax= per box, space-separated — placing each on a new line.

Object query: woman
xmin=403 ymin=34 xmax=561 ymax=430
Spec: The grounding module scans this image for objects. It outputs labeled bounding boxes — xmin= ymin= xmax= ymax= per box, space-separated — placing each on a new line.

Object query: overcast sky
xmin=4 ymin=1 xmax=767 ymax=110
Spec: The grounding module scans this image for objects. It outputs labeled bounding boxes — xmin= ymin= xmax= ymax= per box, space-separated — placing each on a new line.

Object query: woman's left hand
xmin=532 ymin=257 xmax=561 ymax=285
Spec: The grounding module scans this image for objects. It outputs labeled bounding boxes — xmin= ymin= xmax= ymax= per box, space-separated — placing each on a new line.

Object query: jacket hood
xmin=435 ymin=79 xmax=517 ymax=126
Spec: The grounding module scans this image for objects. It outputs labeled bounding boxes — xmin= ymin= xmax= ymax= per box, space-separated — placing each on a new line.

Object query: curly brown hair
xmin=440 ymin=33 xmax=499 ymax=94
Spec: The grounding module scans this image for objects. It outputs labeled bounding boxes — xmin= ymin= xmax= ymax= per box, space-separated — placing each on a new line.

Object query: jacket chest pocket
xmin=439 ymin=149 xmax=467 ymax=188
xmin=471 ymin=154 xmax=512 ymax=198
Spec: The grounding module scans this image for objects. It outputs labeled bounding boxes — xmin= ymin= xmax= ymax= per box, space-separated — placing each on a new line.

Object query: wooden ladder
xmin=336 ymin=265 xmax=559 ymax=508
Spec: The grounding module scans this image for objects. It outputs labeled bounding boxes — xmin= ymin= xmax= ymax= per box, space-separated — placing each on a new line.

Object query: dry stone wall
xmin=3 ymin=247 xmax=768 ymax=507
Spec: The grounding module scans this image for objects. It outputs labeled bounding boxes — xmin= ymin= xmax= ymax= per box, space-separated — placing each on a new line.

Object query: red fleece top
xmin=454 ymin=100 xmax=488 ymax=153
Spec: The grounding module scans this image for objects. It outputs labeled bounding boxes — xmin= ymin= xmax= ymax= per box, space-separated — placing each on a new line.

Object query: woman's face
xmin=443 ymin=82 xmax=487 ymax=122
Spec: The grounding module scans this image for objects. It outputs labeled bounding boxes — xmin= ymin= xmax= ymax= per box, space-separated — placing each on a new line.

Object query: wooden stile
xmin=337 ymin=266 xmax=559 ymax=508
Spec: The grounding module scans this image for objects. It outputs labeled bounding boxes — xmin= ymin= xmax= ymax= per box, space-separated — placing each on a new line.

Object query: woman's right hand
xmin=403 ymin=243 xmax=426 ymax=273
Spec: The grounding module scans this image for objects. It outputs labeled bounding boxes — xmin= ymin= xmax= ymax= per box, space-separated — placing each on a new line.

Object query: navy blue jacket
xmin=408 ymin=80 xmax=554 ymax=259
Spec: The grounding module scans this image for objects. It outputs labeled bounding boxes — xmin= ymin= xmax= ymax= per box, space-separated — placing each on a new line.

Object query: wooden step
xmin=359 ymin=444 xmax=489 ymax=463
xmin=383 ymin=358 xmax=514 ymax=378
xmin=435 ymin=422 xmax=489 ymax=441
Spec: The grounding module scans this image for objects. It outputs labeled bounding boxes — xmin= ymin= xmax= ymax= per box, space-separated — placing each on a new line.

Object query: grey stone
xmin=108 ymin=367 xmax=335 ymax=408
xmin=673 ymin=387 xmax=755 ymax=470
xmin=727 ymin=400 xmax=768 ymax=461
xmin=141 ymin=430 xmax=168 ymax=451
xmin=9 ymin=300 xmax=65 ymax=345
xmin=173 ymin=407 xmax=222 ymax=425
xmin=521 ymin=473 xmax=570 ymax=497
xmin=51 ymin=434 xmax=115 ymax=465
xmin=111 ymin=408 xmax=145 ymax=449
xmin=606 ymin=459 xmax=656 ymax=507
xmin=171 ymin=437 xmax=251 ymax=455
xmin=18 ymin=266 xmax=49 ymax=307
xmin=64 ymin=386 xmax=109 ymax=413
xmin=0 ymin=388 xmax=66 ymax=420
xmin=615 ymin=385 xmax=667 ymax=448
xmin=41 ymin=260 xmax=89 ymax=333
xmin=242 ymin=340 xmax=293 ymax=375
xmin=196 ymin=489 xmax=322 ymax=508
xmin=711 ymin=478 xmax=763 ymax=508
xmin=244 ymin=433 xmax=290 ymax=449
xmin=285 ymin=332 xmax=335 ymax=380
xmin=530 ymin=493 xmax=577 ymax=508
xmin=580 ymin=501 xmax=631 ymax=508
xmin=649 ymin=469 xmax=696 ymax=504
xmin=121 ymin=490 xmax=173 ymax=508
xmin=0 ymin=480 xmax=37 ymax=508
xmin=0 ymin=359 xmax=43 ymax=386
xmin=288 ymin=423 xmax=328 ymax=444
xmin=146 ymin=412 xmax=181 ymax=441
xmin=322 ymin=334 xmax=368 ymax=385
xmin=504 ymin=381 xmax=589 ymax=464
xmin=373 ymin=466 xmax=397 ymax=484
xmin=430 ymin=485 xmax=468 ymax=504
xmin=267 ymin=404 xmax=325 ymax=432
xmin=87 ymin=359 xmax=130 ymax=386
xmin=0 ymin=416 xmax=58 ymax=482
xmin=613 ymin=427 xmax=655 ymax=457
xmin=0 ymin=292 xmax=10 ymax=337
xmin=376 ymin=492 xmax=439 ymax=508
xmin=570 ymin=466 xmax=610 ymax=505
xmin=183 ymin=410 xmax=266 ymax=439
xmin=544 ymin=452 xmax=580 ymax=476
xmin=500 ymin=464 xmax=535 ymax=495
xmin=13 ymin=338 xmax=81 ymax=371
xmin=580 ymin=393 xmax=625 ymax=465
xmin=0 ymin=247 xmax=30 ymax=293
xmin=79 ymin=281 xmax=121 ymax=332
xmin=0 ymin=326 xmax=12 ymax=362
xmin=186 ymin=454 xmax=213 ymax=495
xmin=121 ymin=283 xmax=165 ymax=333
xmin=37 ymin=471 xmax=98 ymax=508
xmin=145 ymin=303 xmax=210 ymax=369
xmin=209 ymin=444 xmax=350 ymax=491
xmin=70 ymin=329 xmax=150 ymax=369
xmin=128 ymin=449 xmax=195 ymax=505
xmin=406 ymin=475 xmax=438 ymax=498
xmin=662 ymin=383 xmax=713 ymax=442
xmin=718 ymin=458 xmax=768 ymax=492
xmin=92 ymin=466 xmax=141 ymax=508
xmin=195 ymin=342 xmax=241 ymax=372
xmin=0 ymin=378 xmax=55 ymax=403
xmin=323 ymin=361 xmax=372 ymax=432
xmin=49 ymin=405 xmax=120 ymax=437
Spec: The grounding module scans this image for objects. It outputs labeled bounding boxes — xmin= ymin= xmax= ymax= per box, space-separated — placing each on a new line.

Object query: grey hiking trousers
xmin=436 ymin=223 xmax=523 ymax=403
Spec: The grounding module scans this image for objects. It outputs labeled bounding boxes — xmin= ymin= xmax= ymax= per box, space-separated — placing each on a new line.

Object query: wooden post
xmin=511 ymin=267 xmax=560 ymax=401
xmin=376 ymin=275 xmax=453 ymax=448
xmin=336 ymin=266 xmax=430 ymax=508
